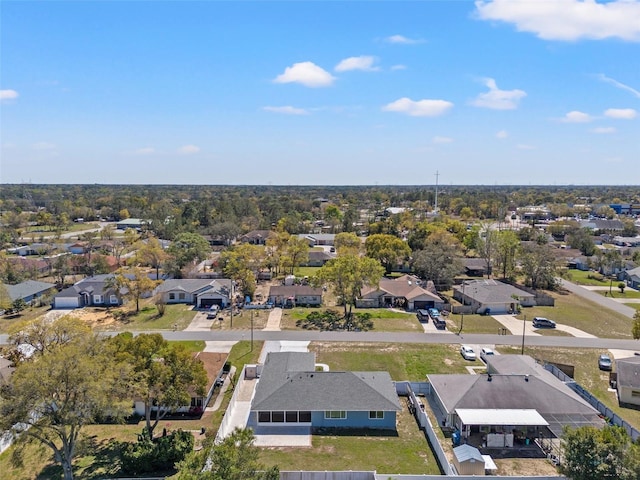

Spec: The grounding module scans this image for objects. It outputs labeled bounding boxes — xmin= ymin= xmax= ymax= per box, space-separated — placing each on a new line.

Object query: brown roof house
xmin=357 ymin=274 xmax=443 ymax=311
xmin=268 ymin=285 xmax=322 ymax=308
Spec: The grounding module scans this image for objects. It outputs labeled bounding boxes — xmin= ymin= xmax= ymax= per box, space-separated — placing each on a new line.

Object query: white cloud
xmin=32 ymin=142 xmax=56 ymax=151
xmin=561 ymin=110 xmax=593 ymax=123
xmin=273 ymin=61 xmax=336 ymax=87
xmin=134 ymin=147 xmax=156 ymax=155
xmin=597 ymin=74 xmax=640 ymax=99
xmin=384 ymin=34 xmax=422 ymax=44
xmin=382 ymin=97 xmax=453 ymax=117
xmin=0 ymin=89 xmax=19 ymax=100
xmin=335 ymin=56 xmax=379 ymax=72
xmin=591 ymin=127 xmax=616 ymax=134
xmin=177 ymin=145 xmax=200 ymax=155
xmin=471 ymin=78 xmax=526 ymax=110
xmin=475 ymin=0 xmax=640 ymax=42
xmin=604 ymin=108 xmax=637 ymax=119
xmin=496 ymin=130 xmax=509 ymax=139
xmin=391 ymin=64 xmax=407 ymax=71
xmin=517 ymin=144 xmax=536 ymax=150
xmin=263 ymin=106 xmax=309 ymax=115
xmin=433 ymin=136 xmax=453 ymax=144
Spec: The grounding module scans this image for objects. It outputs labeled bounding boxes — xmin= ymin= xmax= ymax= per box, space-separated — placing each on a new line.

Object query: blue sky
xmin=1 ymin=0 xmax=639 ymax=185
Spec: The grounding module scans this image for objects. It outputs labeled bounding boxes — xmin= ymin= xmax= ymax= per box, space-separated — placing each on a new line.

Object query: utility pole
xmin=434 ymin=171 xmax=440 ymax=214
xmin=458 ymin=281 xmax=466 ymax=335
xmin=521 ymin=315 xmax=526 ymax=355
xmin=229 ymin=281 xmax=235 ymax=328
xmin=250 ymin=309 xmax=254 ymax=351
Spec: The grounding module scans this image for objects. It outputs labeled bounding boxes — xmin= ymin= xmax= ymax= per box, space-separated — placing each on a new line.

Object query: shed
xmin=453 ymin=444 xmax=485 ymax=476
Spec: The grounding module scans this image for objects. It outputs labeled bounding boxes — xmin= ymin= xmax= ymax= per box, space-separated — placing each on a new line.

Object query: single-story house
xmin=358 ymin=274 xmax=444 ymax=311
xmin=305 ymin=250 xmax=335 ymax=267
xmin=239 ymin=230 xmax=276 ymax=245
xmin=461 ymin=258 xmax=490 ymax=277
xmin=249 ymin=352 xmax=401 ymax=432
xmin=579 ymin=218 xmax=624 ymax=232
xmin=116 ymin=218 xmax=148 ymax=231
xmin=616 ymin=356 xmax=640 ymax=406
xmin=6 ymin=256 xmax=50 ymax=276
xmin=625 ymin=266 xmax=640 ymax=290
xmin=298 ymin=234 xmax=336 ymax=247
xmin=52 ymin=274 xmax=124 ymax=309
xmin=268 ymin=285 xmax=322 ymax=308
xmin=428 ymin=355 xmax=604 ymax=447
xmin=133 ymin=351 xmax=227 ymax=418
xmin=452 ymin=279 xmax=535 ymax=315
xmin=567 ymin=256 xmax=590 ymax=271
xmin=154 ymin=278 xmax=232 ymax=309
xmin=5 ymin=280 xmax=56 ymax=305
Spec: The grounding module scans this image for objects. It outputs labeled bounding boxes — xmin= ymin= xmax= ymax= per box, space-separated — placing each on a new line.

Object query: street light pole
xmin=250 ymin=309 xmax=254 ymax=351
xmin=230 ymin=281 xmax=235 ymax=329
xmin=521 ymin=314 xmax=526 ymax=355
xmin=458 ymin=281 xmax=466 ymax=335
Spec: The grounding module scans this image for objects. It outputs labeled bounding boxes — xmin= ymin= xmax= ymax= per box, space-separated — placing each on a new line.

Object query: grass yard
xmin=0 ymin=305 xmax=52 ymax=334
xmin=170 ymin=340 xmax=206 ymax=352
xmin=292 ymin=266 xmax=321 ymax=278
xmin=596 ymin=289 xmax=640 ymax=299
xmin=515 ymin=291 xmax=633 ymax=339
xmin=625 ymin=303 xmax=640 ymax=311
xmin=564 ymin=269 xmax=610 ymax=286
xmin=92 ymin=301 xmax=197 ymax=331
xmin=310 ymin=342 xmax=475 ymax=381
xmin=446 ymin=313 xmax=504 ymax=334
xmin=259 ymin=402 xmax=441 ymax=475
xmin=280 ymin=307 xmax=422 ymax=332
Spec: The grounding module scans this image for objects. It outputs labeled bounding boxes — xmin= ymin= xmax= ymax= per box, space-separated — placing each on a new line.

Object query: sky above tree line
xmin=1 ymin=1 xmax=639 ymax=186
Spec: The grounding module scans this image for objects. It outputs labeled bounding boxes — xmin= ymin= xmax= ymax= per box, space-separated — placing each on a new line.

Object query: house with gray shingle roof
xmin=428 ymin=355 xmax=604 ymax=447
xmin=154 ymin=278 xmax=232 ymax=309
xmin=452 ymin=279 xmax=535 ymax=315
xmin=615 ymin=356 xmax=640 ymax=406
xmin=625 ymin=266 xmax=640 ymax=290
xmin=5 ymin=280 xmax=56 ymax=305
xmin=53 ymin=274 xmax=123 ymax=309
xmin=358 ymin=274 xmax=444 ymax=311
xmin=249 ymin=352 xmax=401 ymax=432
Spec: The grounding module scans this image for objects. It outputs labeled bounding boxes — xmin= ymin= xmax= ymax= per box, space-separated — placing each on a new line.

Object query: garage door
xmin=413 ymin=301 xmax=435 ymax=310
xmin=55 ymin=297 xmax=80 ymax=309
xmin=199 ymin=298 xmax=223 ymax=308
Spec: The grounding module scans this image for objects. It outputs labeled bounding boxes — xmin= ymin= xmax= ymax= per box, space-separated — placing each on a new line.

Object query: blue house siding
xmin=311 ymin=411 xmax=396 ymax=430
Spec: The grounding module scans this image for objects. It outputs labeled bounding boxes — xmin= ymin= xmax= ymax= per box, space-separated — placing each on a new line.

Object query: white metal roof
xmin=456 ymin=408 xmax=549 ymax=426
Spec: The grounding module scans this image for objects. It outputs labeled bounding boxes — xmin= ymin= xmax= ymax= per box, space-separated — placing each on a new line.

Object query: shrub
xmin=120 ymin=428 xmax=194 ymax=474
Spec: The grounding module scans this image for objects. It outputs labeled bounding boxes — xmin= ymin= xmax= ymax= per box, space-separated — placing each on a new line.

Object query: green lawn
xmin=515 ymin=291 xmax=633 ymax=339
xmin=596 ymin=289 xmax=640 ymax=299
xmin=170 ymin=340 xmax=205 ymax=352
xmin=0 ymin=304 xmax=52 ymax=334
xmin=625 ymin=303 xmax=640 ymax=311
xmin=280 ymin=307 xmax=422 ymax=332
xmin=446 ymin=313 xmax=504 ymax=334
xmin=97 ymin=302 xmax=197 ymax=331
xmin=292 ymin=266 xmax=321 ymax=278
xmin=310 ymin=342 xmax=475 ymax=381
xmin=564 ymin=269 xmax=610 ymax=286
xmin=259 ymin=404 xmax=441 ymax=475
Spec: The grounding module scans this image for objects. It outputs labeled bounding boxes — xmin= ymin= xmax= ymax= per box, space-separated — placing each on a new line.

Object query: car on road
xmin=598 ymin=354 xmax=613 ymax=371
xmin=480 ymin=347 xmax=495 ymax=363
xmin=460 ymin=345 xmax=477 ymax=361
xmin=533 ymin=317 xmax=556 ymax=328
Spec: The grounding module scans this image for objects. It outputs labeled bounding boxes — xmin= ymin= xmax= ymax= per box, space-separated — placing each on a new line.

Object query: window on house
xmin=285 ymin=411 xmax=298 ymax=422
xmin=632 ymin=390 xmax=640 ymax=398
xmin=271 ymin=411 xmax=285 ymax=422
xmin=179 ymin=293 xmax=186 ymax=300
xmin=324 ymin=411 xmax=346 ymax=420
xmin=369 ymin=411 xmax=384 ymax=419
xmin=169 ymin=293 xmax=175 ymax=300
xmin=258 ymin=411 xmax=270 ymax=423
xmin=110 ymin=295 xmax=118 ymax=304
xmin=93 ymin=295 xmax=103 ymax=304
xmin=299 ymin=411 xmax=311 ymax=422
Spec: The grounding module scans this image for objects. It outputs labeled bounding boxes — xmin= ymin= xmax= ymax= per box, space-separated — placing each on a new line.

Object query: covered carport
xmin=455 ymin=408 xmax=550 ymax=448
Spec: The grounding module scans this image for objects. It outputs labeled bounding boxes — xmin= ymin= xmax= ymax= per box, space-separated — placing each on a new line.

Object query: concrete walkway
xmin=559 ymin=279 xmax=636 ymax=318
xmin=262 ymin=307 xmax=283 ymax=331
xmin=492 ymin=315 xmax=541 ymax=337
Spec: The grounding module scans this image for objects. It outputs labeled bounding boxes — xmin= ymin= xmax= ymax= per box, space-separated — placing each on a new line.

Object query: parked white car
xmin=480 ymin=347 xmax=495 ymax=363
xmin=460 ymin=345 xmax=477 ymax=361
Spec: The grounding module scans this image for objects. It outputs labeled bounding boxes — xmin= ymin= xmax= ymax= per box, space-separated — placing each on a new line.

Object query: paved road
xmin=559 ymin=278 xmax=636 ymax=318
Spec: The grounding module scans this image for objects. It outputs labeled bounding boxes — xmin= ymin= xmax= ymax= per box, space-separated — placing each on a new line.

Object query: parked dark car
xmin=598 ymin=354 xmax=612 ymax=371
xmin=416 ymin=309 xmax=430 ymax=322
xmin=532 ymin=317 xmax=556 ymax=328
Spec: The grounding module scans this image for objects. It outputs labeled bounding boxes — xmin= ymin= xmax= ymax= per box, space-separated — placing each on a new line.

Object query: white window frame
xmin=93 ymin=294 xmax=103 ymax=304
xmin=324 ymin=411 xmax=346 ymax=420
xmin=110 ymin=295 xmax=119 ymax=304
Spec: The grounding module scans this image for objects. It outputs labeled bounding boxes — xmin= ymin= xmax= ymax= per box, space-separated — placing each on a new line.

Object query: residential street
xmin=558 ymin=278 xmax=636 ymax=318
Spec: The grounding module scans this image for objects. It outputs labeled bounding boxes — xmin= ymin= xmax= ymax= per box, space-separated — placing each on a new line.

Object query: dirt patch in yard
xmin=494 ymin=458 xmax=559 ymax=476
xmin=64 ymin=307 xmax=120 ymax=329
